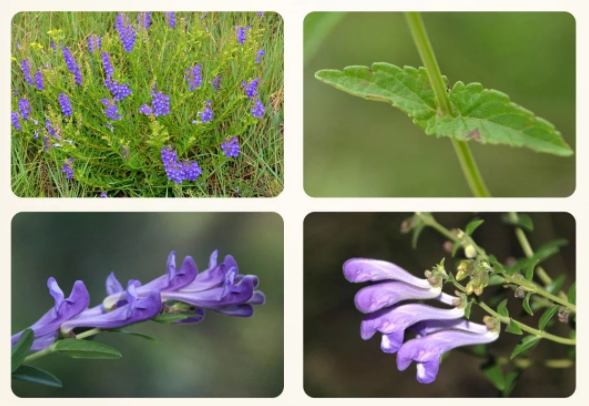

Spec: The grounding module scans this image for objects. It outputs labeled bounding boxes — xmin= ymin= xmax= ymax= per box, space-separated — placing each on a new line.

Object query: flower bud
xmin=443 ymin=241 xmax=454 ymax=253
xmin=558 ymin=307 xmax=571 ymax=324
xmin=514 ymin=286 xmax=525 ymax=298
xmin=456 ymin=259 xmax=474 ymax=281
xmin=464 ymin=244 xmax=476 ymax=259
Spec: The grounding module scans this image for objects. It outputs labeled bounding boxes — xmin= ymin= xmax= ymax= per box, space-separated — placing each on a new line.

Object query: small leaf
xmin=502 ymin=214 xmax=534 ymax=232
xmin=525 ymin=260 xmax=538 ymax=281
xmin=482 ymin=361 xmax=505 ymax=391
xmin=546 ymin=275 xmax=565 ymax=294
xmin=568 ymin=283 xmax=576 ymax=305
xmin=464 ymin=299 xmax=474 ymax=319
xmin=488 ymin=255 xmax=505 ymax=273
xmin=411 ymin=223 xmax=425 ymax=249
xmin=523 ymin=292 xmax=534 ymax=316
xmin=107 ymin=329 xmax=158 ymax=343
xmin=505 ymin=320 xmax=523 ymax=335
xmin=465 ymin=219 xmax=484 ymax=235
xmin=497 ymin=299 xmax=510 ymax=318
xmin=54 ymin=339 xmax=121 ymax=359
xmin=488 ymin=275 xmax=506 ymax=286
xmin=12 ymin=365 xmax=62 ymax=388
xmin=539 ymin=305 xmax=560 ymax=331
xmin=151 ymin=314 xmax=191 ymax=324
xmin=502 ymin=371 xmax=520 ymax=397
xmin=511 ymin=335 xmax=541 ymax=359
xmin=11 ymin=329 xmax=34 ymax=373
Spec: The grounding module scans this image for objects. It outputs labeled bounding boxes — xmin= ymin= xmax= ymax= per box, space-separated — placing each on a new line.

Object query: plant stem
xmin=404 ymin=12 xmax=491 ymax=198
xmin=23 ymin=328 xmax=103 ymax=364
xmin=75 ymin=328 xmax=102 ymax=339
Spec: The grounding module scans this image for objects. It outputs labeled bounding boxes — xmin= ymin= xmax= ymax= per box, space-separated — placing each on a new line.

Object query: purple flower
xmin=257 ymin=12 xmax=263 ymax=17
xmin=61 ymin=283 xmax=162 ymax=334
xmin=138 ymin=12 xmax=151 ymax=30
xmin=88 ymin=34 xmax=101 ymax=53
xmin=139 ymin=104 xmax=153 ymax=115
xmin=115 ymin=14 xmax=137 ymax=53
xmin=166 ymin=12 xmax=175 ymax=28
xmin=11 ymin=111 xmax=22 ymax=131
xmin=101 ymin=52 xmax=114 ymax=79
xmin=210 ymin=75 xmax=222 ymax=91
xmin=58 ymin=93 xmax=73 ymax=117
xmin=105 ymin=79 xmax=133 ymax=101
xmin=46 ymin=118 xmax=58 ymax=139
xmin=236 ymin=26 xmax=246 ymax=44
xmin=18 ymin=98 xmax=31 ymax=121
xmin=50 ymin=41 xmax=56 ymax=50
xmin=182 ymin=161 xmax=202 ymax=182
xmin=185 ymin=64 xmax=202 ymax=91
xmin=199 ymin=101 xmax=213 ymax=123
xmin=99 ymin=192 xmax=108 ymax=198
xmin=221 ymin=137 xmax=240 ymax=158
xmin=255 ymin=49 xmax=265 ymax=63
xmin=11 ymin=278 xmax=90 ymax=351
xmin=242 ymin=78 xmax=260 ymax=99
xmin=62 ymin=47 xmax=83 ymax=86
xmin=62 ymin=158 xmax=74 ymax=179
xmin=21 ymin=59 xmax=34 ymax=85
xmin=251 ymin=99 xmax=265 ymax=118
xmin=344 ymin=258 xmax=434 ymax=288
xmin=397 ymin=322 xmax=499 ymax=384
xmin=151 ymin=91 xmax=170 ymax=117
xmin=101 ymin=98 xmax=122 ymax=120
xmin=34 ymin=69 xmax=45 ymax=90
xmin=160 ymin=146 xmax=184 ymax=184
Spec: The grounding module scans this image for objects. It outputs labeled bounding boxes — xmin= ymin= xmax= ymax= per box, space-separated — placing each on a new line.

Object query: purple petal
xmin=410 ymin=318 xmax=490 ymax=337
xmin=173 ymin=308 xmax=205 ymax=325
xmin=162 ymin=275 xmax=255 ymax=308
xmin=343 ymin=258 xmax=431 ymax=289
xmin=248 ymin=291 xmax=266 ymax=305
xmin=380 ymin=329 xmax=406 ymax=353
xmin=47 ymin=277 xmax=65 ymax=313
xmin=416 ymin=359 xmax=440 ymax=384
xmin=179 ymin=255 xmax=234 ymax=292
xmin=360 ymin=303 xmax=464 ymax=340
xmin=105 ymin=272 xmax=124 ymax=295
xmin=30 ymin=332 xmax=59 ymax=351
xmin=212 ymin=304 xmax=254 ymax=318
xmin=354 ymin=282 xmax=441 ymax=314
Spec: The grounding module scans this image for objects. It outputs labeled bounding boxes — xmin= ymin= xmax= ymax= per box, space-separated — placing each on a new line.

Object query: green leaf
xmin=11 ymin=329 xmax=34 ymax=373
xmin=151 ymin=313 xmax=192 ymax=324
xmin=481 ymin=361 xmax=505 ymax=391
xmin=511 ymin=335 xmax=541 ymax=359
xmin=54 ymin=339 xmax=121 ymax=359
xmin=451 ymin=240 xmax=461 ymax=257
xmin=465 ymin=219 xmax=484 ymax=235
xmin=501 ymin=213 xmax=534 ymax=232
xmin=525 ymin=260 xmax=538 ymax=281
xmin=523 ymin=292 xmax=534 ymax=316
xmin=12 ymin=365 xmax=62 ymax=388
xmin=546 ymin=275 xmax=565 ymax=294
xmin=432 ymin=82 xmax=572 ymax=156
xmin=505 ymin=320 xmax=523 ymax=335
xmin=539 ymin=305 xmax=560 ymax=331
xmin=107 ymin=329 xmax=158 ymax=343
xmin=502 ymin=370 xmax=520 ymax=397
xmin=411 ymin=223 xmax=425 ymax=249
xmin=464 ymin=299 xmax=474 ymax=319
xmin=497 ymin=299 xmax=510 ymax=318
xmin=315 ymin=64 xmax=438 ymax=130
xmin=568 ymin=282 xmax=576 ymax=305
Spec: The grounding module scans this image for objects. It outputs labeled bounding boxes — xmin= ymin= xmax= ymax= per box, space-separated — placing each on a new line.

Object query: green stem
xmin=23 ymin=328 xmax=103 ymax=364
xmin=75 ymin=328 xmax=102 ymax=340
xmin=405 ymin=12 xmax=491 ymax=198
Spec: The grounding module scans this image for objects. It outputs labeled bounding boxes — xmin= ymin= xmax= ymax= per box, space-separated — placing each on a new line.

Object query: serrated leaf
xmin=502 ymin=213 xmax=534 ymax=232
xmin=546 ymin=275 xmax=565 ymax=294
xmin=539 ymin=305 xmax=560 ymax=331
xmin=568 ymin=283 xmax=576 ymax=305
xmin=525 ymin=260 xmax=538 ymax=281
xmin=497 ymin=299 xmax=509 ymax=318
xmin=523 ymin=292 xmax=534 ymax=316
xmin=107 ymin=329 xmax=158 ymax=343
xmin=465 ymin=219 xmax=484 ymax=235
xmin=315 ymin=63 xmax=438 ymax=129
xmin=511 ymin=335 xmax=541 ymax=359
xmin=12 ymin=365 xmax=62 ymax=388
xmin=11 ymin=329 xmax=34 ymax=373
xmin=505 ymin=320 xmax=523 ymax=335
xmin=54 ymin=339 xmax=121 ymax=359
xmin=482 ymin=361 xmax=505 ymax=391
xmin=502 ymin=371 xmax=520 ymax=397
xmin=151 ymin=313 xmax=191 ymax=324
xmin=431 ymin=82 xmax=572 ymax=156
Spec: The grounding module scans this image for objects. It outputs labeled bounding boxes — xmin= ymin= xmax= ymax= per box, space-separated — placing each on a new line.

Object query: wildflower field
xmin=11 ymin=12 xmax=284 ymax=197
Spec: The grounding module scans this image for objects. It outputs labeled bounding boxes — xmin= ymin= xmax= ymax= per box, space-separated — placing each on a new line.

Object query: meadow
xmin=11 ymin=12 xmax=284 ymax=197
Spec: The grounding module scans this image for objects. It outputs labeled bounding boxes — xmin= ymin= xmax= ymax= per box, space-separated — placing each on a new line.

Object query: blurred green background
xmin=304 ymin=212 xmax=575 ymax=397
xmin=304 ymin=13 xmax=576 ymax=197
xmin=12 ymin=212 xmax=283 ymax=397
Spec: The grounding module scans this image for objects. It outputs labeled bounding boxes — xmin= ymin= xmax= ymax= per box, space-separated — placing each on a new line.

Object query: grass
xmin=11 ymin=12 xmax=284 ymax=197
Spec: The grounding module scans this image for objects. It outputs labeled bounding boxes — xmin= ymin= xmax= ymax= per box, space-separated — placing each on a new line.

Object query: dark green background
xmin=304 ymin=212 xmax=575 ymax=397
xmin=304 ymin=13 xmax=576 ymax=197
xmin=12 ymin=212 xmax=283 ymax=397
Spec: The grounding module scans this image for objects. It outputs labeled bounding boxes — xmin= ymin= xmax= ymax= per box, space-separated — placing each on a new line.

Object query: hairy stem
xmin=405 ymin=12 xmax=491 ymax=198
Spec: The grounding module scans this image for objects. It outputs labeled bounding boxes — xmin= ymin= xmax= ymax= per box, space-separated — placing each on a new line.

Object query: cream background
xmin=1 ymin=0 xmax=586 ymax=402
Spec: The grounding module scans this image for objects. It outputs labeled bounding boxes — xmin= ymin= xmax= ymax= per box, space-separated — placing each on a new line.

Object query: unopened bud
xmin=505 ymin=256 xmax=517 ymax=267
xmin=514 ymin=286 xmax=525 ymax=298
xmin=558 ymin=307 xmax=571 ymax=324
xmin=483 ymin=316 xmax=500 ymax=332
xmin=466 ymin=281 xmax=474 ymax=295
xmin=443 ymin=241 xmax=453 ymax=253
xmin=456 ymin=259 xmax=473 ymax=281
xmin=400 ymin=220 xmax=411 ymax=233
xmin=464 ymin=244 xmax=476 ymax=259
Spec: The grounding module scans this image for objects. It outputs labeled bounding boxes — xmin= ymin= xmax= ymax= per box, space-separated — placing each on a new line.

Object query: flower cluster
xmin=252 ymin=99 xmax=265 ymax=118
xmin=199 ymin=101 xmax=213 ymax=123
xmin=138 ymin=12 xmax=151 ymax=30
xmin=61 ymin=47 xmax=83 ymax=86
xmin=58 ymin=93 xmax=73 ymax=117
xmin=210 ymin=74 xmax=222 ymax=91
xmin=62 ymin=158 xmax=74 ymax=179
xmin=255 ymin=49 xmax=265 ymax=64
xmin=101 ymin=98 xmax=122 ymax=121
xmin=34 ymin=69 xmax=44 ymax=90
xmin=150 ymin=91 xmax=170 ymax=117
xmin=101 ymin=52 xmax=114 ymax=79
xmin=139 ymin=104 xmax=153 ymax=115
xmin=115 ymin=13 xmax=137 ymax=53
xmin=165 ymin=12 xmax=175 ymax=29
xmin=242 ymin=78 xmax=260 ymax=99
xmin=18 ymin=98 xmax=31 ymax=121
xmin=236 ymin=26 xmax=246 ymax=44
xmin=11 ymin=111 xmax=22 ymax=131
xmin=161 ymin=146 xmax=202 ymax=184
xmin=343 ymin=258 xmax=499 ymax=384
xmin=88 ymin=34 xmax=102 ymax=53
xmin=20 ymin=59 xmax=33 ymax=85
xmin=185 ymin=64 xmax=202 ymax=91
xmin=221 ymin=137 xmax=240 ymax=158
xmin=46 ymin=118 xmax=58 ymax=139
xmin=11 ymin=251 xmax=265 ymax=352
